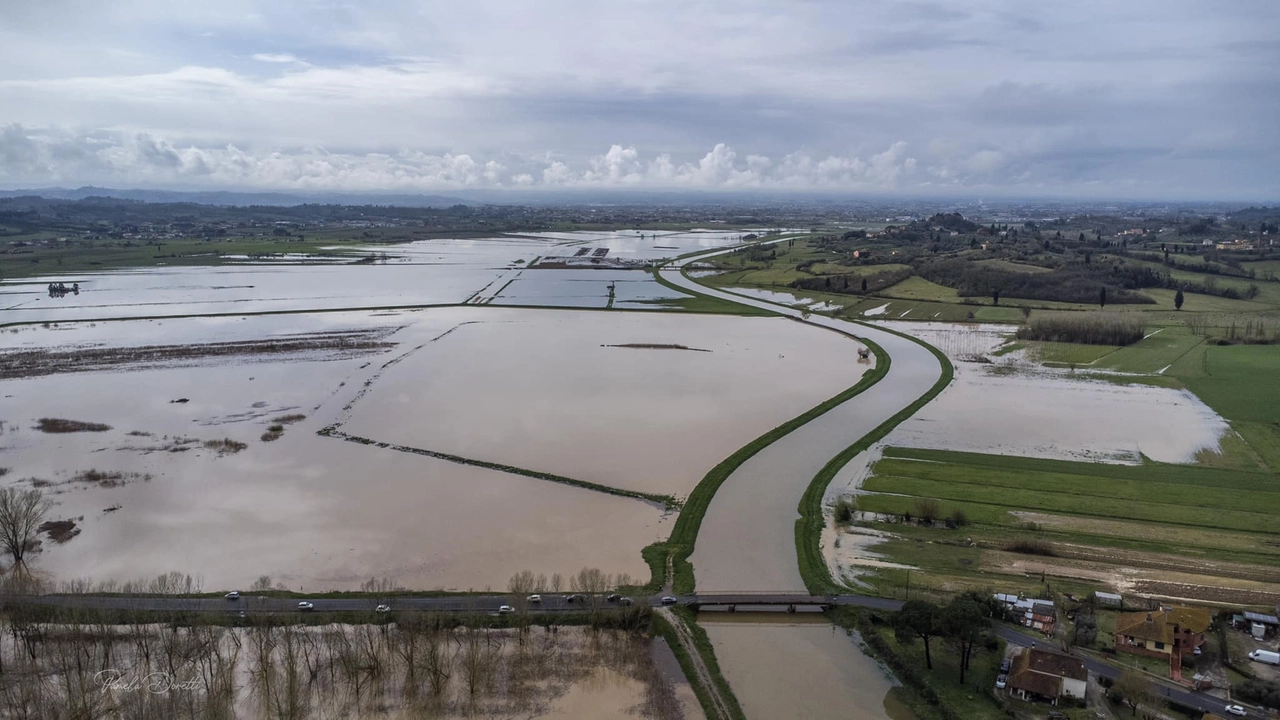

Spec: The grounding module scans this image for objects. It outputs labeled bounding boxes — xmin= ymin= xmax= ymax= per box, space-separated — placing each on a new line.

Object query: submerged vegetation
xmin=35 ymin=418 xmax=112 ymax=433
xmin=1015 ymin=313 xmax=1146 ymax=346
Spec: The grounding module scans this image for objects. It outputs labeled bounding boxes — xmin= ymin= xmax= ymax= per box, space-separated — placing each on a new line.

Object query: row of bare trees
xmin=0 ymin=607 xmax=681 ymax=720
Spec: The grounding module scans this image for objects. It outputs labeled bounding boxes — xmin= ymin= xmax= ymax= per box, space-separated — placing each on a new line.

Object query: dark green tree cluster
xmin=892 ymin=592 xmax=999 ymax=682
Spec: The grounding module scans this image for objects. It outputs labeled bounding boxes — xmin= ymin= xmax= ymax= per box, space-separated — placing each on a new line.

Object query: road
xmin=991 ymin=626 xmax=1265 ymax=719
xmin=18 ymin=590 xmax=1257 ymax=717
xmin=662 ymin=249 xmax=944 ymax=591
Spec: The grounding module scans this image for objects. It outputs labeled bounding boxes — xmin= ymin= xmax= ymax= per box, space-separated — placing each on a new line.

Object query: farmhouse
xmin=1114 ymin=606 xmax=1210 ymax=666
xmin=1005 ymin=647 xmax=1087 ymax=705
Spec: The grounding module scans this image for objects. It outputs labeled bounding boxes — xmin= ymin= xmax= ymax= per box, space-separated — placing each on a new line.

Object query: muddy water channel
xmin=0 ymin=622 xmax=702 ymax=720
xmin=701 ymin=615 xmax=915 ymax=720
xmin=661 ymin=261 xmax=943 ymax=591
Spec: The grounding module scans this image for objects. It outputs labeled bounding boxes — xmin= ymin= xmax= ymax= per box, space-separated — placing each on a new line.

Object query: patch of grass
xmin=1095 ymin=325 xmax=1204 ymax=373
xmin=272 ymin=414 xmax=306 ymax=424
xmin=1177 ymin=343 xmax=1280 ymax=423
xmin=36 ymin=418 xmax=112 ymax=433
xmin=654 ymin=608 xmax=748 ymax=720
xmin=1028 ymin=341 xmax=1119 ymax=365
xmin=878 ymin=276 xmax=961 ymax=302
xmin=260 ymin=427 xmax=284 ymax=442
xmin=863 ymin=463 xmax=1277 ymax=532
xmin=1234 ymin=422 xmax=1280 ymax=472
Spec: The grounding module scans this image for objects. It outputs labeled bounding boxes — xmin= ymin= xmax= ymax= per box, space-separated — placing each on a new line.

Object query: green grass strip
xmin=795 ymin=322 xmax=955 ymax=595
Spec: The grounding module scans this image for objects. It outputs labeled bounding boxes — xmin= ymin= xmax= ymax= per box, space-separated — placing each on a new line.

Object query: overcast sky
xmin=1 ymin=0 xmax=1277 ymax=199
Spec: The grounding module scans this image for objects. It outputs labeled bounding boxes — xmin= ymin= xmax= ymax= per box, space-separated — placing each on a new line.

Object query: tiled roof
xmin=1115 ymin=607 xmax=1210 ymax=643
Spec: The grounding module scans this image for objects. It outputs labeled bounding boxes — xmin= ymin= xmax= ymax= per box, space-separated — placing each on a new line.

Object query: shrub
xmin=272 ymin=414 xmax=307 ymax=424
xmin=36 ymin=418 xmax=112 ymax=433
xmin=948 ymin=509 xmax=968 ymax=527
xmin=833 ymin=497 xmax=857 ymax=523
xmin=1003 ymin=538 xmax=1057 ymax=556
xmin=203 ymin=438 xmax=248 ymax=455
xmin=915 ymin=499 xmax=940 ymax=525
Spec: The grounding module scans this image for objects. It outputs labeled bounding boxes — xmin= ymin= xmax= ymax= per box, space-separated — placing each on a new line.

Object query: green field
xmin=1093 ymin=325 xmax=1203 ymax=372
xmin=1175 ymin=343 xmax=1280 ymax=423
xmin=853 ymin=447 xmax=1280 ymax=602
xmin=877 ymin=276 xmax=960 ymax=301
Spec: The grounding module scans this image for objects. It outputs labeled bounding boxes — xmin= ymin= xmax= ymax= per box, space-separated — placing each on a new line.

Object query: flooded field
xmin=1 ymin=304 xmax=872 ymax=589
xmin=490 ymin=268 xmax=687 ymax=308
xmin=0 ymin=620 xmax=702 ymax=720
xmin=701 ymin=616 xmax=913 ymax=720
xmin=721 ymin=287 xmax=845 ymax=312
xmin=2 ymin=230 xmax=779 ymax=325
xmin=874 ymin=320 xmax=1229 ymax=463
xmin=522 ymin=229 xmax=786 ymax=262
xmin=1 ymin=235 xmax=544 ymax=324
xmin=339 ymin=309 xmax=870 ymax=498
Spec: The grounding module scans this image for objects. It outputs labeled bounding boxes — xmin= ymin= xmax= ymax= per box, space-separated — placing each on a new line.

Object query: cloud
xmin=251 ymin=53 xmax=308 ymax=65
xmin=0 ymin=1 xmax=1278 ymax=197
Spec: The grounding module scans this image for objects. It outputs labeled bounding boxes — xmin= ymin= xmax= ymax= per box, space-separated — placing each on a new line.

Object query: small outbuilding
xmin=1094 ymin=591 xmax=1122 ymax=608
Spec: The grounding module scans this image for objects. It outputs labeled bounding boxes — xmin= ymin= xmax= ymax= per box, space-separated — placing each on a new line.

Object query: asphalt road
xmin=17 ymin=590 xmax=1261 ymax=716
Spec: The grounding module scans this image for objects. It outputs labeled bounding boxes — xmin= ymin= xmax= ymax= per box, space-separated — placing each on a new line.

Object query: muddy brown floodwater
xmin=701 ymin=616 xmax=916 ymax=720
xmin=1 ymin=306 xmax=864 ymax=592
xmin=340 ymin=309 xmax=868 ymax=498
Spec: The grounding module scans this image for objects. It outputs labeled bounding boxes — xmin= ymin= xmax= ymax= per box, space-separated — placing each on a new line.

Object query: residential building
xmin=1005 ymin=647 xmax=1088 ymax=705
xmin=1114 ymin=606 xmax=1210 ymax=667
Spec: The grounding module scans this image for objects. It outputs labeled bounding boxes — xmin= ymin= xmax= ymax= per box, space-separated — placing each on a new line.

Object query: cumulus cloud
xmin=251 ymin=53 xmax=308 ymax=65
xmin=0 ymin=0 xmax=1277 ymax=197
xmin=0 ymin=124 xmax=930 ymax=192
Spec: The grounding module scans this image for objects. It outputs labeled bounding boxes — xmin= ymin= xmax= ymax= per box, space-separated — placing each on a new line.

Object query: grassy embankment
xmin=640 ymin=335 xmax=890 ymax=595
xmin=795 ymin=325 xmax=954 ymax=595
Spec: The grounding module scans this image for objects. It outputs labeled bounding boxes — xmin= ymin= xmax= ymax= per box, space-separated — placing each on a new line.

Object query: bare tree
xmin=0 ymin=488 xmax=52 ymax=568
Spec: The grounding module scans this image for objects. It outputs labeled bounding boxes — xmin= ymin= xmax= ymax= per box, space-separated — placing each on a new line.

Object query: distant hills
xmin=0 ymin=187 xmax=469 ymax=208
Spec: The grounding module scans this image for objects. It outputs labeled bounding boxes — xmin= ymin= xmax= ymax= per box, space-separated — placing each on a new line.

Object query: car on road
xmin=565 ymin=594 xmax=585 ymax=603
xmin=225 ymin=591 xmax=240 ymax=600
xmin=660 ymin=596 xmax=678 ymax=606
xmin=606 ymin=593 xmax=620 ymax=602
xmin=995 ymin=674 xmax=1007 ymax=689
xmin=297 ymin=601 xmax=314 ymax=612
xmin=498 ymin=605 xmax=515 ymax=614
xmin=619 ymin=597 xmax=634 ymax=606
xmin=375 ymin=604 xmax=391 ymax=613
xmin=1224 ymin=705 xmax=1247 ymax=717
xmin=527 ymin=594 xmax=541 ymax=603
